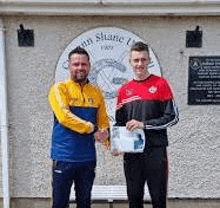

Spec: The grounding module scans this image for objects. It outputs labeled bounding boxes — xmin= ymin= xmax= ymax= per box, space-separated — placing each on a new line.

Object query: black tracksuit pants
xmin=124 ymin=147 xmax=168 ymax=208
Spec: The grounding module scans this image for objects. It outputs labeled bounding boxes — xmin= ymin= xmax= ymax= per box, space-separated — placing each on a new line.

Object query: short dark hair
xmin=130 ymin=41 xmax=149 ymax=54
xmin=68 ymin=46 xmax=90 ymax=61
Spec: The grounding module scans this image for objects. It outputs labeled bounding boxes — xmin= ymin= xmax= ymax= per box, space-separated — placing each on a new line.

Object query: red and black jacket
xmin=115 ymin=75 xmax=179 ymax=148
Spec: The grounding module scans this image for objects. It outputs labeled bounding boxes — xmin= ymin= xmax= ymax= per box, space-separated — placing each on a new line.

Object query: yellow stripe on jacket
xmin=48 ymin=78 xmax=110 ymax=134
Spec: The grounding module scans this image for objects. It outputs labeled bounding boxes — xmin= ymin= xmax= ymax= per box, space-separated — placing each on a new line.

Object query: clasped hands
xmin=95 ymin=120 xmax=144 ymax=155
xmin=95 ymin=129 xmax=109 ymax=143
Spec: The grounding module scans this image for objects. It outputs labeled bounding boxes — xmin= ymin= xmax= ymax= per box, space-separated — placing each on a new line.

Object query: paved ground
xmin=69 ymin=199 xmax=220 ymax=208
xmin=8 ymin=198 xmax=220 ymax=208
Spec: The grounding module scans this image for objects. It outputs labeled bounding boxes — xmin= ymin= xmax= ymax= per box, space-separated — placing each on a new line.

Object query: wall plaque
xmin=188 ymin=56 xmax=220 ymax=105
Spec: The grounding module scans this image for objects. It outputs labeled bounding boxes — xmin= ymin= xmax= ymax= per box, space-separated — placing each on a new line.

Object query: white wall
xmin=1 ymin=15 xmax=220 ymax=199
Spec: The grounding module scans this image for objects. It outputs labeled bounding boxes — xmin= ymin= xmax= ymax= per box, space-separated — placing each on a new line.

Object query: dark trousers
xmin=52 ymin=161 xmax=96 ymax=208
xmin=124 ymin=147 xmax=168 ymax=208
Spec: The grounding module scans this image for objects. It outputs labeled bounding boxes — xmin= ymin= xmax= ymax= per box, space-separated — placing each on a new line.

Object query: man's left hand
xmin=95 ymin=129 xmax=109 ymax=143
xmin=126 ymin=119 xmax=144 ymax=131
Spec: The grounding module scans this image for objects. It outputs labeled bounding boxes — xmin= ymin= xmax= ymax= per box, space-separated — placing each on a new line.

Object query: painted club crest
xmin=149 ymin=86 xmax=157 ymax=94
xmin=55 ymin=27 xmax=161 ymax=123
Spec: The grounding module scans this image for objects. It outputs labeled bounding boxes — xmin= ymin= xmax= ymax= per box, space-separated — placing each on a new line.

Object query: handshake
xmin=95 ymin=129 xmax=109 ymax=143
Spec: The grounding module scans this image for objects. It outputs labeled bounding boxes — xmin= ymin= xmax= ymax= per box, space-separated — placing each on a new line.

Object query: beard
xmin=71 ymin=71 xmax=89 ymax=83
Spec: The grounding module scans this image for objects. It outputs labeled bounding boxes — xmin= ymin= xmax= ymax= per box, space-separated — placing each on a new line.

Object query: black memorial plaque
xmin=188 ymin=56 xmax=220 ymax=105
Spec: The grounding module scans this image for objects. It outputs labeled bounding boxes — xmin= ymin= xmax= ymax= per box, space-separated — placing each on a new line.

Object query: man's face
xmin=69 ymin=53 xmax=90 ymax=82
xmin=130 ymin=50 xmax=150 ymax=81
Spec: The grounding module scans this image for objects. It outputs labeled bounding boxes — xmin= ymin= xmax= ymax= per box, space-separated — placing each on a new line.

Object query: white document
xmin=110 ymin=126 xmax=145 ymax=153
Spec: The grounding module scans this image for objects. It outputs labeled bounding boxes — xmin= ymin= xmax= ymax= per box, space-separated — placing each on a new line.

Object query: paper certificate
xmin=110 ymin=126 xmax=145 ymax=153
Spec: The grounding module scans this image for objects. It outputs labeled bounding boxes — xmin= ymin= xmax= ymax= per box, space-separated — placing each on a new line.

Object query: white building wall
xmin=0 ymin=14 xmax=220 ymax=199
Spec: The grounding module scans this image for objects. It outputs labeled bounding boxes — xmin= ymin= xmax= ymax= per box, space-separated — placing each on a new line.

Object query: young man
xmin=48 ymin=46 xmax=110 ymax=208
xmin=114 ymin=42 xmax=179 ymax=208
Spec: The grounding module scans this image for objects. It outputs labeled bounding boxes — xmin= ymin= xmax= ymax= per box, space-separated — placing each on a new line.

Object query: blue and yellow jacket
xmin=48 ymin=78 xmax=110 ymax=162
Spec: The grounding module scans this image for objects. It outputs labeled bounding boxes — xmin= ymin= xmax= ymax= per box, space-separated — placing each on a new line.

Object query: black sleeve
xmin=144 ymin=100 xmax=179 ymax=129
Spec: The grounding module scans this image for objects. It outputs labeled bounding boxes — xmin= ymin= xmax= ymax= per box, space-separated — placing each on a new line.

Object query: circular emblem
xmin=55 ymin=27 xmax=162 ymax=123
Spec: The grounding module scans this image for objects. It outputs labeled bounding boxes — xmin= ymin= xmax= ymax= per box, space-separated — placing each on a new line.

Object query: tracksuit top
xmin=115 ymin=74 xmax=179 ymax=148
xmin=48 ymin=78 xmax=110 ymax=162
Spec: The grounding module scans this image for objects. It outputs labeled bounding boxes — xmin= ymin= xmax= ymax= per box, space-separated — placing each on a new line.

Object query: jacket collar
xmin=68 ymin=77 xmax=89 ymax=86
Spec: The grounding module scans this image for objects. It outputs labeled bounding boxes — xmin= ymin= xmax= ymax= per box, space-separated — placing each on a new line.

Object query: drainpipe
xmin=0 ymin=19 xmax=10 ymax=208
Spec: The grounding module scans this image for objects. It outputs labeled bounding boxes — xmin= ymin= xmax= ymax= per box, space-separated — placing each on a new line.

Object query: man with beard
xmin=48 ymin=46 xmax=110 ymax=208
